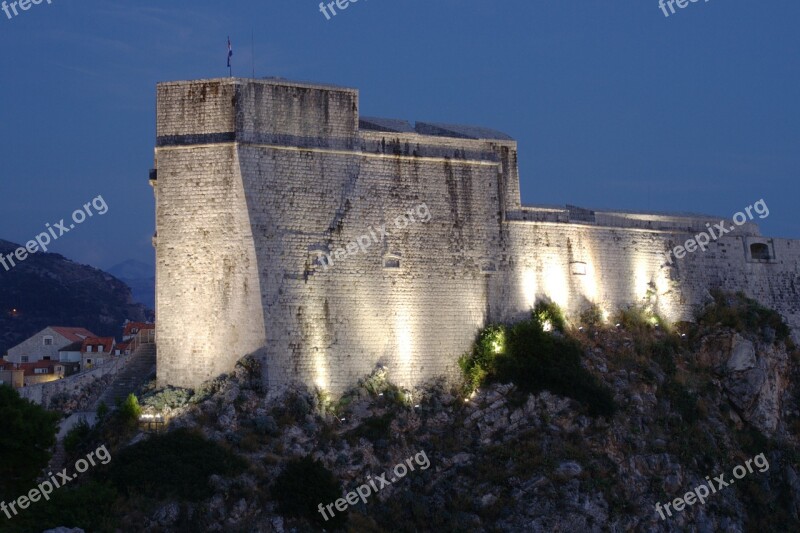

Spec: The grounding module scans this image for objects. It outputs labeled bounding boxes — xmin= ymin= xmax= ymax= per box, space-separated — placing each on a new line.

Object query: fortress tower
xmin=152 ymin=78 xmax=800 ymax=392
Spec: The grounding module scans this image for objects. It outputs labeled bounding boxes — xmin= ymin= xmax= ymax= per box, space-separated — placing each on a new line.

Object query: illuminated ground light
xmin=490 ymin=329 xmax=506 ymax=354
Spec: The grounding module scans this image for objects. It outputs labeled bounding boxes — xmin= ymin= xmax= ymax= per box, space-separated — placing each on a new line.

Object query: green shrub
xmin=0 ymin=385 xmax=60 ymax=501
xmin=141 ymin=386 xmax=193 ymax=411
xmin=64 ymin=418 xmax=92 ymax=454
xmin=616 ymin=305 xmax=665 ymax=333
xmin=108 ymin=428 xmax=248 ymax=501
xmin=459 ymin=306 xmax=616 ymax=418
xmin=499 ymin=319 xmax=616 ymax=417
xmin=579 ymin=304 xmax=604 ymax=328
xmin=1 ymin=480 xmax=118 ymax=533
xmin=650 ymin=337 xmax=679 ymax=376
xmin=272 ymin=456 xmax=346 ymax=529
xmin=96 ymin=401 xmax=109 ymax=420
xmin=459 ymin=324 xmax=504 ymax=393
xmin=117 ymin=393 xmax=142 ymax=426
xmin=346 ymin=414 xmax=393 ymax=443
xmin=661 ymin=381 xmax=699 ymax=424
xmin=698 ymin=290 xmax=790 ymax=342
xmin=533 ymin=300 xmax=566 ymax=332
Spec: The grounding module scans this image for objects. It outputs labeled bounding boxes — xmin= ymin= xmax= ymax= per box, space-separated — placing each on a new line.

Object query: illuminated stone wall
xmin=154 ymin=78 xmax=800 ymax=392
xmin=497 ymin=220 xmax=800 ymax=331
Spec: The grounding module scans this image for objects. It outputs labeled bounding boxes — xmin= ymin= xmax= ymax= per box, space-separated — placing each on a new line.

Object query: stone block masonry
xmin=153 ymin=77 xmax=800 ymax=394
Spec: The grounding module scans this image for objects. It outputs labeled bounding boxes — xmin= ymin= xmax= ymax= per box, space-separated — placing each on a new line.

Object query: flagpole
xmin=227 ymin=36 xmax=233 ymax=78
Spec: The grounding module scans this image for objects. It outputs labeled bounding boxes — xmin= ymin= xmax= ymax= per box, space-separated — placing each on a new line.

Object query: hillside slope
xmin=0 ymin=239 xmax=151 ymax=355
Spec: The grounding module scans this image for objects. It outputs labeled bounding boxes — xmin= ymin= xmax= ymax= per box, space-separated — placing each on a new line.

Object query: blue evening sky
xmin=0 ymin=0 xmax=797 ymax=270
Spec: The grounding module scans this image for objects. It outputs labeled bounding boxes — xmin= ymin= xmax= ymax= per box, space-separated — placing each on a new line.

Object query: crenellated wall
xmin=153 ymin=78 xmax=800 ymax=393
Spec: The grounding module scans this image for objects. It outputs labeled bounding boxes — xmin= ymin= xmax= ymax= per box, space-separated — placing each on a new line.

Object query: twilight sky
xmin=0 ymin=0 xmax=797 ymax=270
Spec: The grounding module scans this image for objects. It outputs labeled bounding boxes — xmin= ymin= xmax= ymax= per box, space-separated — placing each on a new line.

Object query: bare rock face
xmin=718 ymin=334 xmax=789 ymax=434
xmin=727 ymin=337 xmax=757 ymax=371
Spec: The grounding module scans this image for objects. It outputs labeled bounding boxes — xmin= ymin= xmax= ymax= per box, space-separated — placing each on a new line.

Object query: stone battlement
xmin=153 ymin=78 xmax=800 ymax=393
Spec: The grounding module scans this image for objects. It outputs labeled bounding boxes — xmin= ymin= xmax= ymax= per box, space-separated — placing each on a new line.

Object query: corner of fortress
xmin=151 ymin=77 xmax=800 ymax=393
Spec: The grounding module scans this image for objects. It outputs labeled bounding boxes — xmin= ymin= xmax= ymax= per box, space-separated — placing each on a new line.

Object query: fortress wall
xmin=235 ymin=81 xmax=358 ymax=146
xmin=154 ymin=146 xmax=266 ymax=389
xmin=157 ymin=81 xmax=237 ymax=138
xmin=237 ymin=136 xmax=507 ymax=392
xmin=155 ymin=80 xmax=267 ymax=389
xmin=498 ymin=222 xmax=800 ymax=332
xmin=154 ymin=77 xmax=800 ymax=394
xmin=677 ymin=237 xmax=800 ymax=330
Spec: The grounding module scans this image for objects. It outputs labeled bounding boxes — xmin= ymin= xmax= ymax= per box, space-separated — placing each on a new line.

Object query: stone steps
xmin=95 ymin=343 xmax=157 ymax=409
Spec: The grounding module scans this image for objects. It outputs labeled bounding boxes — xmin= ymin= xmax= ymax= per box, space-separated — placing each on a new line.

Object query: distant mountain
xmin=0 ymin=240 xmax=152 ymax=356
xmin=108 ymin=260 xmax=155 ymax=309
xmin=107 ymin=259 xmax=153 ymax=280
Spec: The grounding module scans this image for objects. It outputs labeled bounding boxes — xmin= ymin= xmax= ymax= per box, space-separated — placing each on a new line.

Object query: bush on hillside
xmin=698 ymin=290 xmax=790 ymax=343
xmin=108 ymin=428 xmax=248 ymax=501
xmin=272 ymin=456 xmax=346 ymax=529
xmin=459 ymin=306 xmax=616 ymax=418
xmin=0 ymin=385 xmax=60 ymax=500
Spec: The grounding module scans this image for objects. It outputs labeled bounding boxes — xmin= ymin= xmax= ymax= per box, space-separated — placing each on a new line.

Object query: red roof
xmin=81 ymin=337 xmax=115 ymax=354
xmin=19 ymin=361 xmax=58 ymax=376
xmin=123 ymin=322 xmax=154 ymax=337
xmin=50 ymin=327 xmax=97 ymax=343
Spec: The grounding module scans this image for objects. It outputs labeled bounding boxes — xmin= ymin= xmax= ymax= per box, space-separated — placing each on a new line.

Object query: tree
xmin=0 ymin=385 xmax=60 ymax=501
xmin=273 ymin=456 xmax=347 ymax=529
xmin=117 ymin=393 xmax=141 ymax=426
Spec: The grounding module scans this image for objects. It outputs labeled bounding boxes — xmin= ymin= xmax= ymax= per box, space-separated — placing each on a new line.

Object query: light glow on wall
xmin=522 ymin=269 xmax=537 ymax=309
xmin=313 ymin=347 xmax=328 ymax=390
xmin=632 ymin=256 xmax=651 ymax=302
xmin=395 ymin=306 xmax=414 ymax=386
xmin=542 ymin=256 xmax=570 ymax=308
xmin=309 ymin=313 xmax=329 ymax=390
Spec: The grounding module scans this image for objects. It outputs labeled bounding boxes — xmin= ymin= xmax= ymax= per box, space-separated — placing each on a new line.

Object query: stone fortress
xmin=151 ymin=77 xmax=800 ymax=393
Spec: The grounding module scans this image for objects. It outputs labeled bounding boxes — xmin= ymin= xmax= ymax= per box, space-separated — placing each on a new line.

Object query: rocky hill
xmin=0 ymin=239 xmax=152 ymax=355
xmin=107 ymin=259 xmax=155 ymax=309
xmin=10 ymin=293 xmax=800 ymax=532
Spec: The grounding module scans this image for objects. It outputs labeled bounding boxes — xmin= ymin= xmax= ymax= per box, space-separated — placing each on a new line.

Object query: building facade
xmin=6 ymin=327 xmax=95 ymax=364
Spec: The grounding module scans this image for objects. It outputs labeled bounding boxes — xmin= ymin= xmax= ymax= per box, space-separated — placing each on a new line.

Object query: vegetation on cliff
xmin=4 ymin=292 xmax=800 ymax=532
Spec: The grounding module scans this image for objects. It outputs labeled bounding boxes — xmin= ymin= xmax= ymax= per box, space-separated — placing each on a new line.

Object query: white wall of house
xmin=7 ymin=328 xmax=71 ymax=364
xmin=59 ymin=351 xmax=82 ymax=363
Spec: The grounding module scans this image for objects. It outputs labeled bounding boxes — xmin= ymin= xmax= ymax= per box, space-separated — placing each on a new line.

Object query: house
xmin=122 ymin=322 xmax=155 ymax=342
xmin=81 ymin=337 xmax=116 ymax=369
xmin=19 ymin=360 xmax=78 ymax=386
xmin=20 ymin=361 xmax=61 ymax=386
xmin=55 ymin=361 xmax=81 ymax=378
xmin=6 ymin=327 xmax=96 ymax=364
xmin=0 ymin=361 xmax=24 ymax=389
xmin=58 ymin=341 xmax=83 ymax=363
xmin=113 ymin=341 xmax=131 ymax=356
